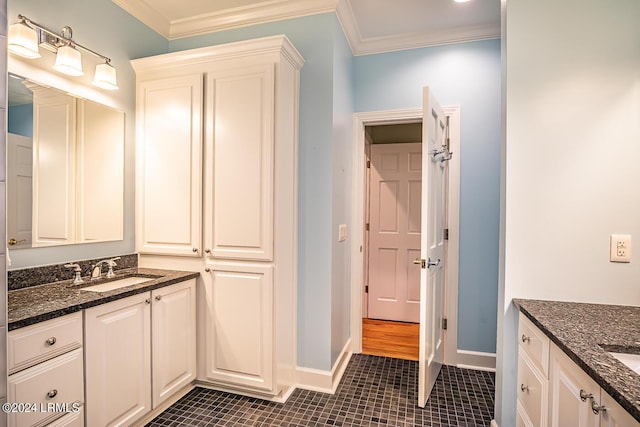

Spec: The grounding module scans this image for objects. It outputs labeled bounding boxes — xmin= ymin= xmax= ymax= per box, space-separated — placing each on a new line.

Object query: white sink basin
xmin=80 ymin=276 xmax=153 ymax=292
xmin=609 ymin=352 xmax=640 ymax=375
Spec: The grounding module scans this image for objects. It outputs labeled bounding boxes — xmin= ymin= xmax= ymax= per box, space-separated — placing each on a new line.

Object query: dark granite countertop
xmin=513 ymin=299 xmax=640 ymax=422
xmin=8 ymin=267 xmax=199 ymax=331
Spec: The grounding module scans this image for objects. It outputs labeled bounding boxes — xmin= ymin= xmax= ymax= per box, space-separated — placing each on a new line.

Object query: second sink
xmin=79 ymin=276 xmax=154 ymax=293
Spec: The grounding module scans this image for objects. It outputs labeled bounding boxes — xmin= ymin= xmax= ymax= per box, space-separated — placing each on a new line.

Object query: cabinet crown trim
xmin=131 ymin=35 xmax=304 ymax=74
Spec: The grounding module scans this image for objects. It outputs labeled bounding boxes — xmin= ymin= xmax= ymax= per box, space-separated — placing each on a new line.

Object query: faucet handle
xmin=64 ymin=263 xmax=81 ymax=272
xmin=105 ymin=257 xmax=120 ymax=278
xmin=64 ymin=263 xmax=84 ymax=284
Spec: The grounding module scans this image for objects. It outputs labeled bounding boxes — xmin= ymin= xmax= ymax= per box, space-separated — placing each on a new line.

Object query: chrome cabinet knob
xmin=192 ymin=248 xmax=198 ymax=253
xmin=520 ymin=384 xmax=529 ymax=393
xmin=205 ymin=249 xmax=211 ymax=254
xmin=45 ymin=337 xmax=57 ymax=346
xmin=591 ymin=400 xmax=607 ymax=415
xmin=155 ymin=295 xmax=162 ymax=301
xmin=145 ymin=298 xmax=151 ymax=304
xmin=521 ymin=335 xmax=530 ymax=343
xmin=47 ymin=389 xmax=58 ymax=399
xmin=205 ymin=267 xmax=211 ymax=273
xmin=579 ymin=389 xmax=593 ymax=402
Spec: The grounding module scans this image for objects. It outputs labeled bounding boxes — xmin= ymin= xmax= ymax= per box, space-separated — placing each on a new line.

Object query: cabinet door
xmin=549 ymin=345 xmax=600 ymax=427
xmin=85 ymin=293 xmax=151 ymax=426
xmin=205 ymin=63 xmax=275 ymax=261
xmin=137 ymin=75 xmax=203 ymax=256
xmin=151 ymin=279 xmax=196 ymax=408
xmin=204 ymin=262 xmax=274 ymax=393
xmin=600 ymin=390 xmax=640 ymax=427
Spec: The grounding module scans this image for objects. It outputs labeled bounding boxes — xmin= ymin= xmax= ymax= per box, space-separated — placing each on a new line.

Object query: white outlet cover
xmin=610 ymin=234 xmax=632 ymax=263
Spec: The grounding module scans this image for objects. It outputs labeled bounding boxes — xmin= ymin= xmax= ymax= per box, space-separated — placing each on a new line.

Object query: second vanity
xmin=514 ymin=299 xmax=640 ymax=427
xmin=7 ymin=255 xmax=198 ymax=427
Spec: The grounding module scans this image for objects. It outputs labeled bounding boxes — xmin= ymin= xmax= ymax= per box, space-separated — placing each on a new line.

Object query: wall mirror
xmin=7 ymin=73 xmax=125 ymax=249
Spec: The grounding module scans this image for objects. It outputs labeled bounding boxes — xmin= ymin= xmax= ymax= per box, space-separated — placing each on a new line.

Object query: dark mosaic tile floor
xmin=147 ymin=354 xmax=495 ymax=426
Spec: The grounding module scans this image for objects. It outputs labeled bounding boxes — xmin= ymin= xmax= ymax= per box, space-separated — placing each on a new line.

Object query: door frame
xmin=350 ymin=107 xmax=461 ymax=367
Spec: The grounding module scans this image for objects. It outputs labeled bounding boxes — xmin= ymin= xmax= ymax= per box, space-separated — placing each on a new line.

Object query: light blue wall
xmin=330 ymin=18 xmax=354 ymax=366
xmin=170 ymin=13 xmax=342 ymax=371
xmin=8 ymin=104 xmax=33 ymax=137
xmin=354 ymin=39 xmax=501 ymax=353
xmin=7 ymin=0 xmax=167 ymax=269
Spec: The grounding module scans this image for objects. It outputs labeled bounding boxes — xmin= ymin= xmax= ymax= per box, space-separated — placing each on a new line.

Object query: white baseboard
xmin=456 ymin=350 xmax=496 ymax=372
xmin=491 ymin=420 xmax=499 ymax=427
xmin=296 ymin=339 xmax=352 ymax=394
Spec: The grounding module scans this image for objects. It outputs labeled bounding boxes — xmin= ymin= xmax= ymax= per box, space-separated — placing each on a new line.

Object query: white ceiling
xmin=113 ymin=0 xmax=501 ymax=55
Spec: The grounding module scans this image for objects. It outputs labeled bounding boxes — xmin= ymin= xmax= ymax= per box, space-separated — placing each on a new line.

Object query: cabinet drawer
xmin=47 ymin=406 xmax=84 ymax=427
xmin=8 ymin=312 xmax=82 ymax=374
xmin=7 ymin=348 xmax=84 ymax=427
xmin=519 ymin=312 xmax=550 ymax=375
xmin=517 ymin=351 xmax=548 ymax=427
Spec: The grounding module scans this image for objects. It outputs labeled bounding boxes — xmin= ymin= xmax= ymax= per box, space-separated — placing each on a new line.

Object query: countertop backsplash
xmin=7 ymin=253 xmax=138 ymax=291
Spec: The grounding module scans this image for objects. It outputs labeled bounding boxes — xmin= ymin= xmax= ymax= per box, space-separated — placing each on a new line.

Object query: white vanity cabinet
xmin=517 ymin=312 xmax=640 ymax=427
xmin=85 ymin=279 xmax=196 ymax=426
xmin=7 ymin=312 xmax=84 ymax=427
xmin=132 ymin=35 xmax=302 ymax=401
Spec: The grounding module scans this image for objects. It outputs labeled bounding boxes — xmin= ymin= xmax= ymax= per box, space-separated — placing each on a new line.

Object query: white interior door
xmin=368 ymin=142 xmax=422 ymax=323
xmin=7 ymin=133 xmax=33 ymax=249
xmin=418 ymin=87 xmax=448 ymax=407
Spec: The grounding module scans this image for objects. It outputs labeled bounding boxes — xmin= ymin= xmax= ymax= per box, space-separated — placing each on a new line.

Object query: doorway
xmin=350 ymin=105 xmax=461 ymax=374
xmin=362 ymin=124 xmax=422 ymax=361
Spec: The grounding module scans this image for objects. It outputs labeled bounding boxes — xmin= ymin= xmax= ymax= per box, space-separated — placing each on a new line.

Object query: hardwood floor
xmin=362 ymin=318 xmax=419 ymax=361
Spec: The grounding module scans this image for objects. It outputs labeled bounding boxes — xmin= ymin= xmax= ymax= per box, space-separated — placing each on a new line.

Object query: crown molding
xmin=115 ymin=0 xmax=499 ymax=54
xmin=113 ymin=0 xmax=171 ymax=38
xmin=170 ymin=0 xmax=337 ymax=39
xmin=335 ymin=1 xmax=499 ymax=56
xmin=351 ymin=25 xmax=501 ymax=56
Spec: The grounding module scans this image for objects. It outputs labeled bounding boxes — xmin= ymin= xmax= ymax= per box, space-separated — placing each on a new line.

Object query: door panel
xmin=206 ymin=64 xmax=275 ymax=261
xmin=204 ymin=262 xmax=274 ymax=393
xmin=152 ymin=280 xmax=197 ymax=408
xmin=85 ymin=293 xmax=151 ymax=427
xmin=368 ymin=142 xmax=422 ymax=323
xmin=137 ymin=75 xmax=203 ymax=256
xmin=418 ymin=87 xmax=447 ymax=407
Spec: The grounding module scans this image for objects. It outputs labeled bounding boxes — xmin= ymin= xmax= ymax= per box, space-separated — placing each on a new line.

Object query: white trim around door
xmin=351 ymin=107 xmax=474 ymax=369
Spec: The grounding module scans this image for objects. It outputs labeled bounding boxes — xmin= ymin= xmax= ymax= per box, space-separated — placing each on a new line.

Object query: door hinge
xmin=365 ymin=285 xmax=369 ymax=293
xmin=365 ymin=223 xmax=370 ymax=231
xmin=367 ymin=160 xmax=371 ymax=168
xmin=442 ymin=317 xmax=448 ymax=330
xmin=444 ymin=228 xmax=449 ymax=240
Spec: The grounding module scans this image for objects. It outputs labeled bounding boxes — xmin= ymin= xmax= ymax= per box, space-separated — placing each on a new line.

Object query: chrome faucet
xmin=64 ymin=263 xmax=84 ymax=284
xmin=90 ymin=257 xmax=121 ymax=280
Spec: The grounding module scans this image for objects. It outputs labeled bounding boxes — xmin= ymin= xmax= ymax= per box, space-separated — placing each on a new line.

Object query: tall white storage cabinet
xmin=132 ymin=35 xmax=303 ymax=401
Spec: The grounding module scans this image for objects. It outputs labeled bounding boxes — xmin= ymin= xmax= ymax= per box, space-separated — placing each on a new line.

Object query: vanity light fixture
xmin=7 ymin=19 xmax=41 ymax=59
xmin=7 ymin=14 xmax=119 ymax=90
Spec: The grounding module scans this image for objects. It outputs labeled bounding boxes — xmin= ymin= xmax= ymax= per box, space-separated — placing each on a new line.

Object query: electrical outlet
xmin=610 ymin=234 xmax=632 ymax=263
xmin=338 ymin=224 xmax=347 ymax=242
